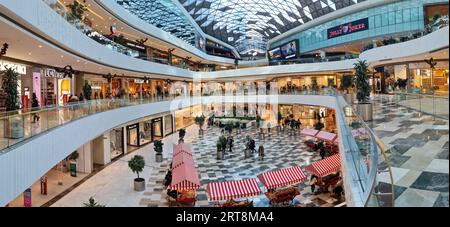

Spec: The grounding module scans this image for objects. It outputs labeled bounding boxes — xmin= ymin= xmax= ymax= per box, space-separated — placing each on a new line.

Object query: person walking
xmin=310 ymin=175 xmax=318 ymax=194
xmin=258 ymin=145 xmax=265 ymax=160
xmin=31 ymin=93 xmax=40 ymax=123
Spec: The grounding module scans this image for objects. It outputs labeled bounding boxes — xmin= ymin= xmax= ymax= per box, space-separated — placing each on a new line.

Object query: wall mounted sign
xmin=44 ymin=68 xmax=65 ymax=78
xmin=0 ymin=61 xmax=27 ymax=74
xmin=327 ymin=18 xmax=369 ymax=39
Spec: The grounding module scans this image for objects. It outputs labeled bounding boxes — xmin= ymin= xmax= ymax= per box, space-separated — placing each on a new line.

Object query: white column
xmin=123 ymin=126 xmax=128 ymax=155
xmin=76 ymin=141 xmax=93 ymax=174
xmin=92 ymin=133 xmax=111 ymax=165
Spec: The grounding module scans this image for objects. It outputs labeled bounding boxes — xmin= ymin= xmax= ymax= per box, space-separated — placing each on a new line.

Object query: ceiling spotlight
xmin=38 ymin=45 xmax=43 ymax=48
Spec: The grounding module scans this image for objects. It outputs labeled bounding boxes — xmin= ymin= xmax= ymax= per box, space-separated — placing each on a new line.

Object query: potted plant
xmin=68 ymin=151 xmax=79 ymax=177
xmin=216 ymin=135 xmax=227 ymax=160
xmin=354 ymin=60 xmax=373 ymax=121
xmin=340 ymin=75 xmax=354 ymax=104
xmin=225 ymin=122 xmax=234 ymax=135
xmin=66 ymin=1 xmax=86 ymax=29
xmin=83 ymin=197 xmax=105 ymax=207
xmin=1 ymin=67 xmax=24 ymax=139
xmin=154 ymin=140 xmax=164 ymax=162
xmin=178 ymin=128 xmax=186 ymax=144
xmin=83 ymin=80 xmax=92 ymax=100
xmin=234 ymin=121 xmax=241 ymax=134
xmin=128 ymin=155 xmax=145 ymax=191
xmin=156 ymin=84 xmax=162 ymax=98
xmin=195 ymin=114 xmax=205 ymax=136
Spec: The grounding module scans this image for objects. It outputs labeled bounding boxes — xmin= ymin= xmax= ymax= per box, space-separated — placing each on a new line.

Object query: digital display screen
xmin=280 ymin=41 xmax=298 ymax=59
xmin=268 ymin=47 xmax=282 ymax=60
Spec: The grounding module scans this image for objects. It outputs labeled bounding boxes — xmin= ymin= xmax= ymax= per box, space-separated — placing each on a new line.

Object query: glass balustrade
xmin=394 ymin=92 xmax=449 ymax=119
xmin=40 ymin=0 xmax=449 ymax=71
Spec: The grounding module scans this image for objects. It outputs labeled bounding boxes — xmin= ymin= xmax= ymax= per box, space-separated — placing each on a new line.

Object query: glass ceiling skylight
xmin=179 ymin=0 xmax=365 ymax=54
xmin=117 ymin=0 xmax=197 ymax=46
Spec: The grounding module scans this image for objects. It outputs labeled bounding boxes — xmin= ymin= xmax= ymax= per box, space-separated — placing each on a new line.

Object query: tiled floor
xmin=53 ymin=120 xmax=343 ymax=207
xmin=370 ymin=95 xmax=449 ymax=207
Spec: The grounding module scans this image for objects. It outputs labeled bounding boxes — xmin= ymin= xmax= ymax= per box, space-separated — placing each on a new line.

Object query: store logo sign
xmin=327 ymin=18 xmax=369 ymax=39
xmin=44 ymin=68 xmax=65 ymax=78
xmin=0 ymin=61 xmax=27 ymax=74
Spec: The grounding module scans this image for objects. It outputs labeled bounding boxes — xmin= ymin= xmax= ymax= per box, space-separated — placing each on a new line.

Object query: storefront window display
xmin=152 ymin=117 xmax=163 ymax=141
xmin=127 ymin=123 xmax=139 ymax=151
xmin=110 ymin=128 xmax=124 ymax=160
xmin=164 ymin=114 xmax=173 ymax=135
xmin=139 ymin=120 xmax=152 ymax=146
xmin=174 ymin=105 xmax=202 ymax=130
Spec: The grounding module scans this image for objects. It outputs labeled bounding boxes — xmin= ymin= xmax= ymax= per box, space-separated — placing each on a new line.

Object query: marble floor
xmin=370 ymin=95 xmax=449 ymax=207
xmin=52 ymin=121 xmax=342 ymax=207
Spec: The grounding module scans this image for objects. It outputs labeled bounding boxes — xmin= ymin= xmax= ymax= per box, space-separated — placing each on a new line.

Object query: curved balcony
xmin=0 ymin=91 xmax=392 ymax=207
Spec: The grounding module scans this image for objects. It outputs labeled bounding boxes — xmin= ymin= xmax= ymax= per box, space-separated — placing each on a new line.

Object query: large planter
xmin=3 ymin=115 xmax=24 ymax=139
xmin=344 ymin=93 xmax=353 ymax=104
xmin=134 ymin=178 xmax=145 ymax=191
xmin=69 ymin=160 xmax=77 ymax=177
xmin=155 ymin=153 xmax=163 ymax=162
xmin=357 ymin=103 xmax=373 ymax=121
xmin=217 ymin=150 xmax=224 ymax=160
xmin=244 ymin=149 xmax=252 ymax=158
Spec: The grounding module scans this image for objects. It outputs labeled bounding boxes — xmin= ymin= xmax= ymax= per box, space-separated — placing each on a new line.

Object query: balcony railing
xmin=0 ymin=89 xmax=393 ymax=206
xmin=393 ymin=91 xmax=449 ymax=120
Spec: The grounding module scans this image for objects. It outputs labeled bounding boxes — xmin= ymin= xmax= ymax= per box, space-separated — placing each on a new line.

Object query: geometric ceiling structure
xmin=179 ymin=0 xmax=366 ymax=54
xmin=117 ymin=0 xmax=198 ymax=46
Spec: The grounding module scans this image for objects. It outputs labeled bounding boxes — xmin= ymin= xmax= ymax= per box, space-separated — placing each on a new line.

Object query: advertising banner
xmin=195 ymin=32 xmax=206 ymax=52
xmin=327 ymin=18 xmax=369 ymax=39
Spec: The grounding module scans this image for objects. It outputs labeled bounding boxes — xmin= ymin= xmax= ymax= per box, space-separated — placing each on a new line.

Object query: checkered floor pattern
xmin=139 ymin=125 xmax=342 ymax=207
xmin=370 ymin=95 xmax=448 ymax=207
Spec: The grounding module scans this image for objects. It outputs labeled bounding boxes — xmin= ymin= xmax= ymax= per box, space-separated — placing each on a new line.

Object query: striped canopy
xmin=170 ymin=163 xmax=200 ymax=191
xmin=173 ymin=143 xmax=192 ymax=157
xmin=301 ymin=128 xmax=319 ymax=137
xmin=315 ymin=131 xmax=337 ymax=142
xmin=206 ymin=178 xmax=261 ymax=201
xmin=172 ymin=151 xmax=195 ymax=170
xmin=304 ymin=154 xmax=341 ymax=177
xmin=257 ymin=166 xmax=307 ymax=190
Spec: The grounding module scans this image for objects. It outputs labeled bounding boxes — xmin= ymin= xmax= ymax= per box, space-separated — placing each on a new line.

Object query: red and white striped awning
xmin=173 ymin=144 xmax=192 ymax=157
xmin=206 ymin=178 xmax=261 ymax=201
xmin=301 ymin=128 xmax=319 ymax=137
xmin=315 ymin=131 xmax=337 ymax=142
xmin=304 ymin=154 xmax=341 ymax=177
xmin=170 ymin=163 xmax=200 ymax=191
xmin=257 ymin=166 xmax=307 ymax=190
xmin=172 ymin=152 xmax=195 ymax=169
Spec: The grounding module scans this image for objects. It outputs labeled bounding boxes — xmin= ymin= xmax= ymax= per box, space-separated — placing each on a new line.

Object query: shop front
xmin=110 ymin=127 xmax=124 ymax=160
xmin=125 ymin=113 xmax=172 ymax=152
xmin=174 ymin=105 xmax=202 ymax=131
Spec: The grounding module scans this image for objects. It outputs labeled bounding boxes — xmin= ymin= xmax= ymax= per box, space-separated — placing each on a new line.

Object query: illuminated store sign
xmin=44 ymin=68 xmax=65 ymax=78
xmin=0 ymin=61 xmax=27 ymax=74
xmin=327 ymin=18 xmax=369 ymax=39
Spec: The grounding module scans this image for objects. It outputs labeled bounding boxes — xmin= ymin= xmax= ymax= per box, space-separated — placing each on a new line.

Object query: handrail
xmin=373 ymin=133 xmax=395 ymax=207
xmin=0 ymin=90 xmax=388 ymax=206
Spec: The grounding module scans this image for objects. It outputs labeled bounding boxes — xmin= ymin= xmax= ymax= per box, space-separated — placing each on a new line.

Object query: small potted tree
xmin=68 ymin=151 xmax=79 ymax=177
xmin=178 ymin=128 xmax=186 ymax=144
xmin=83 ymin=197 xmax=105 ymax=207
xmin=340 ymin=75 xmax=354 ymax=104
xmin=128 ymin=155 xmax=146 ymax=191
xmin=154 ymin=140 xmax=164 ymax=162
xmin=225 ymin=122 xmax=234 ymax=135
xmin=195 ymin=114 xmax=205 ymax=136
xmin=83 ymin=80 xmax=92 ymax=101
xmin=156 ymin=85 xmax=162 ymax=98
xmin=216 ymin=135 xmax=227 ymax=160
xmin=354 ymin=60 xmax=373 ymax=121
xmin=2 ymin=67 xmax=24 ymax=139
xmin=66 ymin=1 xmax=86 ymax=29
